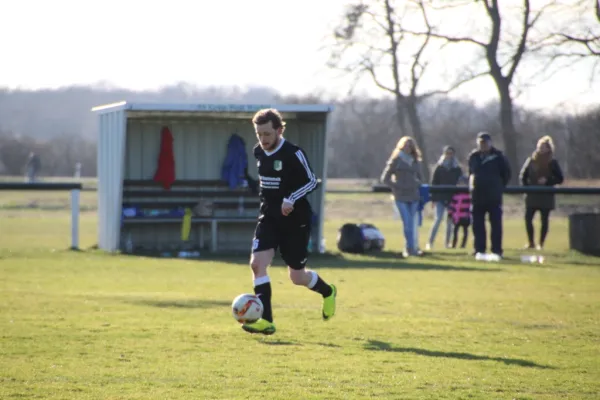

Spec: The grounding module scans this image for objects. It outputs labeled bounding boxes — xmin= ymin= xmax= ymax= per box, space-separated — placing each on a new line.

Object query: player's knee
xmin=250 ymin=259 xmax=266 ymax=275
xmin=250 ymin=252 xmax=271 ymax=275
xmin=288 ymin=268 xmax=308 ymax=286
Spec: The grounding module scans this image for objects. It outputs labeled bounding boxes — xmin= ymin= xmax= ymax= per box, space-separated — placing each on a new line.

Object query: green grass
xmin=1 ymin=207 xmax=599 ymax=399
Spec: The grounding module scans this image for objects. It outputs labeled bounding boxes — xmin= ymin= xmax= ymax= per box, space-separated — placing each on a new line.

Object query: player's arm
xmin=500 ymin=154 xmax=511 ymax=186
xmin=252 ymin=143 xmax=261 ymax=160
xmin=283 ymin=149 xmax=318 ymax=205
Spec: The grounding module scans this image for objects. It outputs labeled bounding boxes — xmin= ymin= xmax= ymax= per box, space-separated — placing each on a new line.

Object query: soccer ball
xmin=231 ymin=294 xmax=263 ymax=324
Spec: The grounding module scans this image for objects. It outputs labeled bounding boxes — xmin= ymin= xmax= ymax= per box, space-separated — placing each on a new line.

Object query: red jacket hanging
xmin=153 ymin=126 xmax=176 ymax=189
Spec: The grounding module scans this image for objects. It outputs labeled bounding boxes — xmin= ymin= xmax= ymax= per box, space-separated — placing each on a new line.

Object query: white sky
xmin=0 ymin=0 xmax=597 ymax=112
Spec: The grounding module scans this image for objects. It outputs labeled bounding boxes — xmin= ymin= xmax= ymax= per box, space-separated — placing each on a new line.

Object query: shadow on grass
xmin=364 ymin=340 xmax=555 ymax=369
xmin=124 ymin=298 xmax=230 ymax=309
xmin=258 ymin=339 xmax=341 ymax=348
xmin=191 ymin=251 xmax=503 ymax=272
xmin=259 ymin=339 xmax=301 ymax=346
xmin=315 ymin=342 xmax=342 ymax=348
xmin=553 ymin=255 xmax=600 ymax=267
xmin=429 ymin=251 xmax=600 ymax=268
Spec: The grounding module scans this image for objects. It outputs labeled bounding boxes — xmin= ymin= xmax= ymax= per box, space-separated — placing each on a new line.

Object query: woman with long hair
xmin=519 ymin=135 xmax=564 ymax=250
xmin=381 ymin=136 xmax=424 ymax=256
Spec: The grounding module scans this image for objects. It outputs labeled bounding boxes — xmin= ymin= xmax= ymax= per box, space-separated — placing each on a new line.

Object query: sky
xmin=0 ymin=0 xmax=598 ymax=112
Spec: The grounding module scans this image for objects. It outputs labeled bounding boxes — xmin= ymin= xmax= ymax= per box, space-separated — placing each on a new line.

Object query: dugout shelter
xmin=92 ymin=101 xmax=332 ymax=255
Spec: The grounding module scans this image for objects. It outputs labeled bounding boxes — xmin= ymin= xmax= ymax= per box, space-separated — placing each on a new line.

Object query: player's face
xmin=255 ymin=121 xmax=282 ymax=151
xmin=477 ymin=139 xmax=491 ymax=152
xmin=538 ymin=142 xmax=551 ymax=154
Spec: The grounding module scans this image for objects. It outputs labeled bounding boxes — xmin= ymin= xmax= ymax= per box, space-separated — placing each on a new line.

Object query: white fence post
xmin=70 ymin=189 xmax=80 ymax=249
xmin=74 ymin=162 xmax=82 ymax=179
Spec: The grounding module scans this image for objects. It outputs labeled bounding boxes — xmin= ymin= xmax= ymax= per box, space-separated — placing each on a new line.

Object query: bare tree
xmin=327 ymin=0 xmax=482 ymax=179
xmin=404 ymin=0 xmax=600 ymax=181
xmin=327 ymin=98 xmax=398 ymax=178
xmin=408 ymin=0 xmax=554 ymax=182
xmin=537 ymin=0 xmax=600 ymax=81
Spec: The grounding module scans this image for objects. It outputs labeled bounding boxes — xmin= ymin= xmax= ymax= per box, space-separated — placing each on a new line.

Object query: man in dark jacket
xmin=468 ymin=132 xmax=511 ymax=257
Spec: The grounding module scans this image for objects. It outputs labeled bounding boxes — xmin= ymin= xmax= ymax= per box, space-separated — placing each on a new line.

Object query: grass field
xmin=1 ymin=187 xmax=600 ymax=399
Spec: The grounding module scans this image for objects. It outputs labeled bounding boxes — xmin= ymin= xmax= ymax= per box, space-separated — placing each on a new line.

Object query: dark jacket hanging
xmin=221 ymin=134 xmax=248 ymax=189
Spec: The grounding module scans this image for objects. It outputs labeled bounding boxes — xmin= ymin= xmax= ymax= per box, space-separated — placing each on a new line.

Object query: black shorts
xmin=252 ymin=218 xmax=311 ymax=270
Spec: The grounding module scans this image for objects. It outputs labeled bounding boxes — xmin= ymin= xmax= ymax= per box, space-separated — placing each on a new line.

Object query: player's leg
xmin=524 ymin=207 xmax=536 ymax=248
xmin=280 ymin=223 xmax=337 ymax=321
xmin=445 ymin=209 xmax=454 ymax=248
xmin=242 ymin=220 xmax=277 ymax=335
xmin=539 ymin=208 xmax=550 ymax=249
xmin=427 ymin=202 xmax=445 ymax=249
xmin=452 ymin=221 xmax=460 ymax=248
xmin=250 ymin=249 xmax=275 ymax=323
xmin=489 ymin=204 xmax=504 ymax=257
xmin=471 ymin=204 xmax=487 ymax=255
xmin=395 ymin=200 xmax=416 ymax=255
xmin=461 ymin=223 xmax=469 ymax=248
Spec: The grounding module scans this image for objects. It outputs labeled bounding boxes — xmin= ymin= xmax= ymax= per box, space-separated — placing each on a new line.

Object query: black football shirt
xmin=253 ymin=138 xmax=318 ymax=224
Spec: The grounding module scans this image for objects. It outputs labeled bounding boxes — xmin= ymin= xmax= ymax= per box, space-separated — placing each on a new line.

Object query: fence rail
xmin=0 ymin=182 xmax=82 ymax=249
xmin=0 ymin=182 xmax=82 ymax=191
xmin=371 ymin=184 xmax=600 ymax=195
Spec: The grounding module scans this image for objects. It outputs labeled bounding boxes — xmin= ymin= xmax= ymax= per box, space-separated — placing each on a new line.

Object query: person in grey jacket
xmin=468 ymin=132 xmax=511 ymax=257
xmin=426 ymin=145 xmax=463 ymax=250
xmin=25 ymin=152 xmax=41 ymax=183
xmin=381 ymin=136 xmax=424 ymax=257
xmin=519 ymin=135 xmax=564 ymax=250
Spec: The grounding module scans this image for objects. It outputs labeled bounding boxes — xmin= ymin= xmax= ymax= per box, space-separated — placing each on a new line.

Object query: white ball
xmin=231 ymin=294 xmax=263 ymax=324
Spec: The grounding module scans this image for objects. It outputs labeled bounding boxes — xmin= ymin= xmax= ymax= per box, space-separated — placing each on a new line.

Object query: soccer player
xmin=241 ymin=108 xmax=337 ymax=335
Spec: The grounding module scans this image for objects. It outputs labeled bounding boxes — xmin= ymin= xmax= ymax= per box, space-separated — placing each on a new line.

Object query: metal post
xmin=70 ymin=189 xmax=80 ymax=249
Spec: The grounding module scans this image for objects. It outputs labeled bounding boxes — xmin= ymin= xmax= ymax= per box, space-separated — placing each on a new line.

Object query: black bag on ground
xmin=337 ymin=223 xmax=385 ymax=254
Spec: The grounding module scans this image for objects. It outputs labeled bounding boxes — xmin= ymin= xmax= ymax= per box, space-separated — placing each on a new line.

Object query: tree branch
xmin=483 ymin=0 xmax=502 ymax=81
xmin=333 ymin=3 xmax=369 ymax=41
xmin=558 ymin=33 xmax=600 ymax=56
xmin=408 ymin=0 xmax=432 ymax=97
xmin=411 ymin=31 xmax=487 ymax=47
xmin=419 ymin=70 xmax=489 ymax=101
xmin=506 ymin=0 xmax=531 ymax=83
xmin=361 ymin=60 xmax=397 ymax=95
xmin=383 ymin=0 xmax=403 ymax=96
xmin=363 ymin=8 xmax=390 ymax=35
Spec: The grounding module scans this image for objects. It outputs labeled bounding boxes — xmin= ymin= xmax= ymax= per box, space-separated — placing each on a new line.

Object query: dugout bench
xmin=120 ymin=179 xmax=260 ymax=253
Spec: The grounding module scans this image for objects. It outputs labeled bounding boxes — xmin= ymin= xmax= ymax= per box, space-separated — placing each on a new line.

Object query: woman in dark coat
xmin=426 ymin=145 xmax=463 ymax=250
xmin=519 ymin=135 xmax=564 ymax=250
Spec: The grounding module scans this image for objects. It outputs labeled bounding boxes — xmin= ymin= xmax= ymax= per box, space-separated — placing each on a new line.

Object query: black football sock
xmin=253 ymin=276 xmax=273 ymax=323
xmin=307 ymin=271 xmax=333 ymax=298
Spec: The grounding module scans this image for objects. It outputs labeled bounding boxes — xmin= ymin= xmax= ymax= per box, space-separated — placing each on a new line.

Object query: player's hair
xmin=532 ymin=135 xmax=554 ymax=176
xmin=252 ymin=108 xmax=286 ymax=131
xmin=536 ymin=135 xmax=554 ymax=153
xmin=391 ymin=136 xmax=422 ymax=161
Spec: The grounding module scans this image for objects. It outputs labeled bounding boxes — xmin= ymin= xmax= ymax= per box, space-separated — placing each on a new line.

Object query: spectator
xmin=448 ymin=177 xmax=471 ymax=249
xmin=426 ymin=145 xmax=463 ymax=250
xmin=519 ymin=135 xmax=564 ymax=250
xmin=381 ymin=136 xmax=424 ymax=257
xmin=25 ymin=152 xmax=41 ymax=183
xmin=468 ymin=132 xmax=511 ymax=258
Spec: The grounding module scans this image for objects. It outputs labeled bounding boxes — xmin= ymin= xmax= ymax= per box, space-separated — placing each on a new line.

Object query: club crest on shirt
xmin=274 ymin=160 xmax=282 ymax=171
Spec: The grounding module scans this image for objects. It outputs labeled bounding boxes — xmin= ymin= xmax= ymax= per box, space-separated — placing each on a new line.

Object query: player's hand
xmin=281 ymin=201 xmax=294 ymax=216
xmin=538 ymin=177 xmax=547 ymax=185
